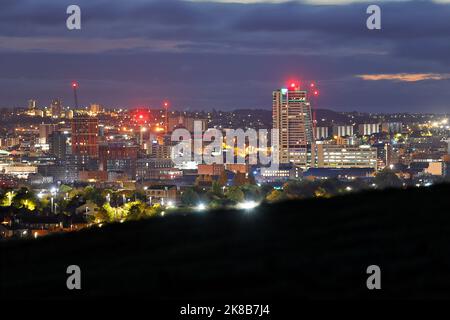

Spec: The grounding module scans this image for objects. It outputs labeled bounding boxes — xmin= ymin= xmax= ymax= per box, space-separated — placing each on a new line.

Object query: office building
xmin=358 ymin=123 xmax=381 ymax=136
xmin=28 ymin=99 xmax=37 ymax=111
xmin=48 ymin=131 xmax=68 ymax=160
xmin=381 ymin=122 xmax=403 ymax=134
xmin=273 ymin=84 xmax=313 ymax=165
xmin=315 ymin=126 xmax=329 ymax=140
xmin=51 ymin=99 xmax=62 ymax=118
xmin=332 ymin=125 xmax=354 ymax=137
xmin=314 ymin=144 xmax=378 ymax=169
xmin=71 ymin=114 xmax=99 ymax=158
xmin=39 ymin=124 xmax=58 ymax=144
xmin=99 ymin=141 xmax=139 ymax=179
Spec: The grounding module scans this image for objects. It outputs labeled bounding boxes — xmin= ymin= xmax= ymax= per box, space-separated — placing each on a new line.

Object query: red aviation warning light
xmin=309 ymin=81 xmax=319 ymax=97
xmin=132 ymin=108 xmax=150 ymax=124
xmin=288 ymin=81 xmax=300 ymax=91
xmin=72 ymin=82 xmax=79 ymax=109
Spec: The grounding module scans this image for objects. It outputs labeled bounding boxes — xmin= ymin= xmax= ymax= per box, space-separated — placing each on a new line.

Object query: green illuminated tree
xmin=225 ymin=186 xmax=245 ymax=203
xmin=12 ymin=188 xmax=37 ymax=211
xmin=84 ymin=186 xmax=106 ymax=207
xmin=266 ymin=189 xmax=284 ymax=203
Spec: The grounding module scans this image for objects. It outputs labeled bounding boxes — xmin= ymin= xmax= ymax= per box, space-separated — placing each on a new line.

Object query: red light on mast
xmin=288 ymin=81 xmax=300 ymax=90
xmin=72 ymin=82 xmax=78 ymax=88
xmin=313 ymin=90 xmax=319 ymax=96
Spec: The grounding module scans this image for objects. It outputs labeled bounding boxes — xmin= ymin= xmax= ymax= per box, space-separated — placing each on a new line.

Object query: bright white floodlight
xmin=237 ymin=201 xmax=259 ymax=211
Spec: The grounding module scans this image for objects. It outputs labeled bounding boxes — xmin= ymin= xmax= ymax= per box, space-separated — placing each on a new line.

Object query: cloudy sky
xmin=0 ymin=0 xmax=449 ymax=113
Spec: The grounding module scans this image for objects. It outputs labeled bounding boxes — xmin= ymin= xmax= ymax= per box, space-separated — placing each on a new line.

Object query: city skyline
xmin=3 ymin=0 xmax=450 ymax=305
xmin=1 ymin=0 xmax=450 ymax=112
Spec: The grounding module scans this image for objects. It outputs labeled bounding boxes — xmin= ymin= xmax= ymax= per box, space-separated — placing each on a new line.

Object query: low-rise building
xmin=314 ymin=144 xmax=378 ymax=170
xmin=144 ymin=185 xmax=178 ymax=205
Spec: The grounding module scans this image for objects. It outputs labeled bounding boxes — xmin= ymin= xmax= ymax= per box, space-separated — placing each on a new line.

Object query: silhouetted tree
xmin=374 ymin=169 xmax=402 ymax=189
xmin=181 ymin=188 xmax=200 ymax=206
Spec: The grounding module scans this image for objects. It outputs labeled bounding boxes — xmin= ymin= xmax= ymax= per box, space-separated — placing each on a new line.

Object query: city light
xmin=288 ymin=81 xmax=299 ymax=90
xmin=196 ymin=203 xmax=207 ymax=211
xmin=2 ymin=2 xmax=450 ymax=301
xmin=167 ymin=201 xmax=175 ymax=208
xmin=237 ymin=201 xmax=259 ymax=211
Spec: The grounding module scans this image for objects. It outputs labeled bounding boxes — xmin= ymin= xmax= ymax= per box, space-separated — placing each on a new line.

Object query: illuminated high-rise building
xmin=39 ymin=123 xmax=58 ymax=144
xmin=71 ymin=114 xmax=99 ymax=158
xmin=272 ymin=83 xmax=313 ymax=165
xmin=48 ymin=131 xmax=68 ymax=160
xmin=28 ymin=99 xmax=37 ymax=111
xmin=51 ymin=99 xmax=62 ymax=118
xmin=89 ymin=103 xmax=102 ymax=115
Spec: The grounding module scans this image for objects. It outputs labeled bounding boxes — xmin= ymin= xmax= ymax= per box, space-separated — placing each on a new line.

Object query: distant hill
xmin=315 ymin=108 xmax=350 ymax=125
xmin=2 ymin=184 xmax=450 ymax=300
xmin=231 ymin=108 xmax=348 ymax=127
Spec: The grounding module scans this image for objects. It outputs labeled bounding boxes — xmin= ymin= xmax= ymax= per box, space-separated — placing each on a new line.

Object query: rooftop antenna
xmin=72 ymin=82 xmax=79 ymax=109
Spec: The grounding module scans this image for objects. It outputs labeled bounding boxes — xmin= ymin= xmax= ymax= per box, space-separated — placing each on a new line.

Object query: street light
xmin=237 ymin=201 xmax=259 ymax=211
xmin=196 ymin=203 xmax=206 ymax=211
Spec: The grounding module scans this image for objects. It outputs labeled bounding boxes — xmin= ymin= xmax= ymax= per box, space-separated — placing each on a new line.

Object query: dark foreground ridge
xmin=2 ymin=184 xmax=450 ymax=300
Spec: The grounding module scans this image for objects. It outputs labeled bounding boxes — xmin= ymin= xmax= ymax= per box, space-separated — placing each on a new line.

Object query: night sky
xmin=1 ymin=0 xmax=450 ymax=113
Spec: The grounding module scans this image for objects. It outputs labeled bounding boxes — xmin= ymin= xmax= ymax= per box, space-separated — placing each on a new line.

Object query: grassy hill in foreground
xmin=2 ymin=184 xmax=450 ymax=300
